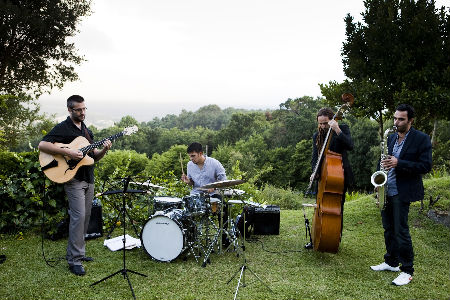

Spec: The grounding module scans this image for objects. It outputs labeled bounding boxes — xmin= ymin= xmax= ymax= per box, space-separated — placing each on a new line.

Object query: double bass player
xmin=309 ymin=107 xmax=354 ymax=251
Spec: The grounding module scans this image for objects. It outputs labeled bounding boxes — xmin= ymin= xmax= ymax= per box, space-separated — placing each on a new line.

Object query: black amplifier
xmin=253 ymin=205 xmax=280 ymax=235
xmin=85 ymin=199 xmax=103 ymax=240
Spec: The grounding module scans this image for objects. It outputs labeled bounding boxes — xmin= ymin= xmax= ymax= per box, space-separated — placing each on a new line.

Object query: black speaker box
xmin=253 ymin=205 xmax=280 ymax=235
xmin=85 ymin=201 xmax=103 ymax=240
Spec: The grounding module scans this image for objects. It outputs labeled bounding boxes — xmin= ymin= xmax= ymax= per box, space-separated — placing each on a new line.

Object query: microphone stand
xmin=91 ymin=176 xmax=147 ymax=300
xmin=302 ymin=204 xmax=314 ymax=249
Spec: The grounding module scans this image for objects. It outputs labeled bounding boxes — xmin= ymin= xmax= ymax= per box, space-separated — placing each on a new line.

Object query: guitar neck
xmin=80 ymin=131 xmax=124 ymax=154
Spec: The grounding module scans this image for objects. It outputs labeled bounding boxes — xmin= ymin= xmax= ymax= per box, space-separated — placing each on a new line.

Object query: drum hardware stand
xmin=201 ymin=210 xmax=240 ymax=267
xmin=184 ymin=217 xmax=207 ymax=263
xmin=226 ymin=207 xmax=272 ymax=300
xmin=201 ymin=215 xmax=221 ymax=267
xmin=219 ymin=192 xmax=238 ymax=254
xmin=91 ymin=177 xmax=147 ymax=300
xmin=222 ymin=217 xmax=241 ymax=254
xmin=302 ymin=204 xmax=316 ymax=249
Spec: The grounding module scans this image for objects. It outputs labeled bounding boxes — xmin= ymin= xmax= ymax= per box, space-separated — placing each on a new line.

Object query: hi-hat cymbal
xmin=129 ymin=181 xmax=165 ymax=189
xmin=223 ymin=188 xmax=245 ymax=196
xmin=199 ymin=179 xmax=245 ymax=189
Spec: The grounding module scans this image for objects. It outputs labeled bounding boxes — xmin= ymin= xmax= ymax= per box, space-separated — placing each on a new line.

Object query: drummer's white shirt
xmin=187 ymin=156 xmax=227 ymax=195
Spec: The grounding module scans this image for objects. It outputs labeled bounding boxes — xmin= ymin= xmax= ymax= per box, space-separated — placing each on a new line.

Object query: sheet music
xmin=103 ymin=234 xmax=141 ymax=251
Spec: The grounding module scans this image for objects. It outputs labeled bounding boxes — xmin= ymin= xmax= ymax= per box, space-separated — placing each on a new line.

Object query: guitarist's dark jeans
xmin=64 ymin=179 xmax=94 ymax=267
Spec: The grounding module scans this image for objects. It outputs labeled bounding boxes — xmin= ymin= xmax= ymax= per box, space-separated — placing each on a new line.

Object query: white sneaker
xmin=370 ymin=262 xmax=400 ymax=272
xmin=392 ymin=272 xmax=413 ymax=286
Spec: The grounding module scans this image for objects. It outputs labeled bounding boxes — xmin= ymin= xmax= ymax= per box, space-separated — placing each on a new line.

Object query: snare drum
xmin=183 ymin=194 xmax=209 ymax=216
xmin=141 ymin=209 xmax=193 ymax=262
xmin=153 ymin=196 xmax=183 ymax=213
xmin=209 ymin=197 xmax=221 ymax=214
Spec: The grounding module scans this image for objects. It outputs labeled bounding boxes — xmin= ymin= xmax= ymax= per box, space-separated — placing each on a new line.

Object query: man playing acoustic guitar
xmin=38 ymin=95 xmax=112 ymax=276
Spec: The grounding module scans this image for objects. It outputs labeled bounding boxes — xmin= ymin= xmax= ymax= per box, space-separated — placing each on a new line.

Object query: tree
xmin=320 ymin=0 xmax=450 ymax=139
xmin=0 ymin=94 xmax=46 ymax=150
xmin=215 ymin=112 xmax=269 ymax=145
xmin=0 ymin=0 xmax=92 ymax=96
xmin=288 ymin=139 xmax=313 ymax=190
xmin=345 ymin=116 xmax=379 ymax=190
xmin=273 ymin=96 xmax=325 ymax=147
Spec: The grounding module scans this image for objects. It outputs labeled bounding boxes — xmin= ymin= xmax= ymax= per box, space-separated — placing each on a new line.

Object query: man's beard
xmin=316 ymin=127 xmax=327 ymax=151
xmin=73 ymin=115 xmax=85 ymax=123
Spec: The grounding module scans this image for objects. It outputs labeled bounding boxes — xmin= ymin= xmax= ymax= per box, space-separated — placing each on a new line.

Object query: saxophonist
xmin=370 ymin=104 xmax=432 ymax=286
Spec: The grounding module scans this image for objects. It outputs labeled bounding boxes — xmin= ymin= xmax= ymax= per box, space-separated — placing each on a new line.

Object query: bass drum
xmin=141 ymin=209 xmax=192 ymax=262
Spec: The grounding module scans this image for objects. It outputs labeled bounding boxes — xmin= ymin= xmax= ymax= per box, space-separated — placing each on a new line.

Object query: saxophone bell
xmin=371 ymin=171 xmax=387 ymax=187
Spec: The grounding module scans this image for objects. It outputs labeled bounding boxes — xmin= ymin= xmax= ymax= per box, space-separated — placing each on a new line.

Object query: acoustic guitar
xmin=39 ymin=126 xmax=138 ymax=183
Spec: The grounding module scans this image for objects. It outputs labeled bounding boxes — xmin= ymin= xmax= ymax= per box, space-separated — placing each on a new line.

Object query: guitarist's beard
xmin=72 ymin=114 xmax=85 ymax=123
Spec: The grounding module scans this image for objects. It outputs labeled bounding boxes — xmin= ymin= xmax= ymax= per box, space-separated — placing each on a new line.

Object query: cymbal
xmin=129 ymin=181 xmax=165 ymax=189
xmin=227 ymin=199 xmax=247 ymax=204
xmin=199 ymin=179 xmax=245 ymax=189
xmin=227 ymin=199 xmax=261 ymax=207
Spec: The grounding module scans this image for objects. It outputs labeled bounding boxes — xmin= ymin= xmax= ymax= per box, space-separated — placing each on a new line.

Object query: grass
xmin=0 ymin=193 xmax=449 ymax=300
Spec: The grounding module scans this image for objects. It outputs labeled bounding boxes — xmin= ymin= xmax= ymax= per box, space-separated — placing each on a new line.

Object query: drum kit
xmin=97 ymin=177 xmax=271 ymax=300
xmin=140 ymin=179 xmax=251 ymax=265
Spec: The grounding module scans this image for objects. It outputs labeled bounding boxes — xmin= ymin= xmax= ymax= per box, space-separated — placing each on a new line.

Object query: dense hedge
xmin=0 ymin=150 xmax=66 ymax=234
xmin=1 ymin=148 xmax=448 ymax=235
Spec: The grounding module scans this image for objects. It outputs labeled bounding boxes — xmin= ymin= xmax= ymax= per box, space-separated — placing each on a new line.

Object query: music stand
xmin=100 ymin=179 xmax=154 ymax=239
xmin=226 ymin=199 xmax=272 ymax=300
xmin=91 ymin=177 xmax=147 ymax=300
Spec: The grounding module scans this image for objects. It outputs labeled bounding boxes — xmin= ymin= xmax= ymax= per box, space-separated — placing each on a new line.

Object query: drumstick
xmin=179 ymin=152 xmax=185 ymax=175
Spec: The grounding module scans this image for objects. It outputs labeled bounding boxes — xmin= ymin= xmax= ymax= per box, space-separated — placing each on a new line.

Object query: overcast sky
xmin=38 ymin=0 xmax=449 ymax=127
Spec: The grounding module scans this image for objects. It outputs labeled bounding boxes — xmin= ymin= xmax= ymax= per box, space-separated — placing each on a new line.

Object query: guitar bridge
xmin=41 ymin=159 xmax=58 ymax=171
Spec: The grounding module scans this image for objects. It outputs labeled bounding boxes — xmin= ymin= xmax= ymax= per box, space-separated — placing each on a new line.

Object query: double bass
xmin=306 ymin=94 xmax=354 ymax=253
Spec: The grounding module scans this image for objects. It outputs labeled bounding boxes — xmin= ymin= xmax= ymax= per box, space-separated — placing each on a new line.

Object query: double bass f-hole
xmin=305 ymin=93 xmax=354 ymax=253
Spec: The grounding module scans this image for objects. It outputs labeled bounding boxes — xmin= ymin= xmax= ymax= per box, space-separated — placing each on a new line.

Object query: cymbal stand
xmin=219 ymin=191 xmax=224 ymax=254
xmin=91 ymin=177 xmax=147 ymax=300
xmin=226 ymin=201 xmax=272 ymax=300
xmin=201 ymin=199 xmax=241 ymax=266
xmin=222 ymin=202 xmax=242 ymax=253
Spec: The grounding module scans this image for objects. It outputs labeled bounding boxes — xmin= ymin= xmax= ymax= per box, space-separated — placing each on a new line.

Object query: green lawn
xmin=0 ymin=195 xmax=448 ymax=300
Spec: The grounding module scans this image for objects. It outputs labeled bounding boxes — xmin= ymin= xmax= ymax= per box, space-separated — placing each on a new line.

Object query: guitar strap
xmin=83 ymin=126 xmax=93 ymax=144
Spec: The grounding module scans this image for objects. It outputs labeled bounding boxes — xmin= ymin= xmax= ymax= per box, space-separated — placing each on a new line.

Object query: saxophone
xmin=371 ymin=125 xmax=397 ymax=210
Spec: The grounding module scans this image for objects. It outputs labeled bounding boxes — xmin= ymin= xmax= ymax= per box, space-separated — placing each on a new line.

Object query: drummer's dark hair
xmin=187 ymin=142 xmax=202 ymax=153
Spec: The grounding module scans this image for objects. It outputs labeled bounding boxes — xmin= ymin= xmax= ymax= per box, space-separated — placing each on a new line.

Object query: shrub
xmin=0 ymin=150 xmax=66 ymax=233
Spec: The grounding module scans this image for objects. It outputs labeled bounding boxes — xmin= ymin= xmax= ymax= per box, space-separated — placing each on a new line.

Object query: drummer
xmin=181 ymin=142 xmax=227 ymax=195
xmin=181 ymin=142 xmax=229 ymax=244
